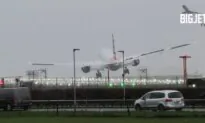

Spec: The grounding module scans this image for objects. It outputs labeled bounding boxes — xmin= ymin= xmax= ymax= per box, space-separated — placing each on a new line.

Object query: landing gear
xmin=124 ymin=67 xmax=129 ymax=75
xmin=96 ymin=70 xmax=102 ymax=78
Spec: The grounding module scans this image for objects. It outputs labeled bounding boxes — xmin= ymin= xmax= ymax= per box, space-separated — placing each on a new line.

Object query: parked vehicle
xmin=0 ymin=87 xmax=32 ymax=111
xmin=134 ymin=90 xmax=185 ymax=111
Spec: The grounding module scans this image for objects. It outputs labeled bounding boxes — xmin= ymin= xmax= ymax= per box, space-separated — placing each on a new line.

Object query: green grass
xmin=1 ymin=111 xmax=205 ymax=123
xmin=1 ymin=111 xmax=205 ymax=118
xmin=0 ymin=117 xmax=205 ymax=123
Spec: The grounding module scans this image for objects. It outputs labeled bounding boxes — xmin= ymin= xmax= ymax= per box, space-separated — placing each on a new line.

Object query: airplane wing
xmin=182 ymin=5 xmax=199 ymax=14
xmin=115 ymin=43 xmax=192 ymax=65
xmin=189 ymin=11 xmax=199 ymax=14
xmin=29 ymin=60 xmax=105 ymax=66
xmin=29 ymin=60 xmax=108 ymax=71
xmin=191 ymin=11 xmax=199 ymax=14
xmin=182 ymin=11 xmax=199 ymax=14
xmin=29 ymin=43 xmax=193 ymax=71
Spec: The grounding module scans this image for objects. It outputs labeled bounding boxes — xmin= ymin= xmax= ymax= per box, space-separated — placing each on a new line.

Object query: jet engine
xmin=132 ymin=59 xmax=140 ymax=66
xmin=81 ymin=66 xmax=91 ymax=73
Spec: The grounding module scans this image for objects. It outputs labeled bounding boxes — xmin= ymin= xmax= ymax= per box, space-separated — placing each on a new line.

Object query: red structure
xmin=179 ymin=55 xmax=191 ymax=85
xmin=0 ymin=78 xmax=4 ymax=88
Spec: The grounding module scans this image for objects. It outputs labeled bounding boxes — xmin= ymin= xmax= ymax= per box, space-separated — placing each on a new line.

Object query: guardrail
xmin=30 ymin=99 xmax=205 ymax=108
xmin=0 ymin=99 xmax=205 ymax=117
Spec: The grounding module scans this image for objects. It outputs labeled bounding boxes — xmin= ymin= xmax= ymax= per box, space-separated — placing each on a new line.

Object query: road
xmin=29 ymin=108 xmax=205 ymax=112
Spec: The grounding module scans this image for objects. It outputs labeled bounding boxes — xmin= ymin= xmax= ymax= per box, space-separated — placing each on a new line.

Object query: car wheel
xmin=135 ymin=104 xmax=142 ymax=111
xmin=157 ymin=104 xmax=165 ymax=111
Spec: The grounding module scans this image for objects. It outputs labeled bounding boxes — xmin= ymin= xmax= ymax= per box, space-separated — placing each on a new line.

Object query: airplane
xmin=30 ymin=34 xmax=192 ymax=78
xmin=182 ymin=5 xmax=205 ymax=26
xmin=81 ymin=35 xmax=192 ymax=78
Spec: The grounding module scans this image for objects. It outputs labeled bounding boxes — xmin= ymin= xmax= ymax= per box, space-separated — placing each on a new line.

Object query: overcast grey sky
xmin=0 ymin=0 xmax=204 ymax=78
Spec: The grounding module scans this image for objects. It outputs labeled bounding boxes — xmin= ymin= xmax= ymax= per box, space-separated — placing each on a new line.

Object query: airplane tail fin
xmin=182 ymin=5 xmax=190 ymax=12
xmin=98 ymin=34 xmax=120 ymax=62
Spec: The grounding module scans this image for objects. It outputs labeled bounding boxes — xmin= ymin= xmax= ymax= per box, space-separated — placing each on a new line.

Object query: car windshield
xmin=168 ymin=92 xmax=182 ymax=98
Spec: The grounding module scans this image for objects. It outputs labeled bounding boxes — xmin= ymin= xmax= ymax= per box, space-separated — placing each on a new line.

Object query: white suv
xmin=134 ymin=90 xmax=185 ymax=111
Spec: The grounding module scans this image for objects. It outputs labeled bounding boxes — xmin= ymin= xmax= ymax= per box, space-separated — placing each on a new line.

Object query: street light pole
xmin=73 ymin=48 xmax=80 ymax=115
xmin=118 ymin=50 xmax=125 ymax=105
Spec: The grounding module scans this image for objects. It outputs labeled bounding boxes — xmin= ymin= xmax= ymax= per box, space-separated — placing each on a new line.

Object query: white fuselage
xmin=106 ymin=58 xmax=138 ymax=71
xmin=107 ymin=63 xmax=122 ymax=71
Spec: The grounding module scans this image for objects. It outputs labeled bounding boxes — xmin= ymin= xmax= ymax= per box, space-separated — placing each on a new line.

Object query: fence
xmin=1 ymin=99 xmax=205 ymax=117
xmin=2 ymin=75 xmax=195 ymax=89
xmin=29 ymin=98 xmax=205 ymax=117
xmin=30 ymin=99 xmax=205 ymax=107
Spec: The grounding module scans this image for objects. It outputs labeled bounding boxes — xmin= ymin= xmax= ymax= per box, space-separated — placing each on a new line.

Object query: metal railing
xmin=0 ymin=99 xmax=205 ymax=117
xmin=2 ymin=76 xmax=187 ymax=88
xmin=30 ymin=98 xmax=205 ymax=108
xmin=1 ymin=74 xmax=203 ymax=88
